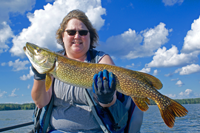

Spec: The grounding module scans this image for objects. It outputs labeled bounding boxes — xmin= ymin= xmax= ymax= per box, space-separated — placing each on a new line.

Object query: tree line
xmin=0 ymin=98 xmax=200 ymax=110
xmin=0 ymin=103 xmax=35 ymax=111
xmin=149 ymin=98 xmax=200 ymax=105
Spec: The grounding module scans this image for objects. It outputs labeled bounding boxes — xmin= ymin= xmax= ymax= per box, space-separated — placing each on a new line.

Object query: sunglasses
xmin=66 ymin=30 xmax=89 ymax=36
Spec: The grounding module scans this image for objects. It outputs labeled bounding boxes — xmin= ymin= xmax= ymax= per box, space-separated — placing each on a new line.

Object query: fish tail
xmin=158 ymin=96 xmax=188 ymax=128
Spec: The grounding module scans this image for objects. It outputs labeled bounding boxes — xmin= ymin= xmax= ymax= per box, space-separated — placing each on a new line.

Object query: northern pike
xmin=23 ymin=42 xmax=188 ymax=128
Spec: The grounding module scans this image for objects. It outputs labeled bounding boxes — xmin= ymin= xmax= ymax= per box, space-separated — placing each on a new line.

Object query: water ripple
xmin=141 ymin=104 xmax=200 ymax=133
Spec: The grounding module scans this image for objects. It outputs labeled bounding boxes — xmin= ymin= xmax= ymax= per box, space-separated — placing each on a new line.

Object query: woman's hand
xmin=31 ymin=65 xmax=46 ymax=80
xmin=92 ymin=69 xmax=116 ymax=107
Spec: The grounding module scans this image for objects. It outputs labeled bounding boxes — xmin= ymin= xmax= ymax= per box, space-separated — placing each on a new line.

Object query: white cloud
xmin=153 ymin=69 xmax=158 ymax=76
xmin=166 ymin=93 xmax=177 ymax=99
xmin=0 ymin=90 xmax=7 ymax=98
xmin=10 ymin=0 xmax=106 ymax=57
xmin=126 ymin=23 xmax=170 ymax=59
xmin=0 ymin=22 xmax=13 ymax=54
xmin=0 ymin=0 xmax=36 ymax=24
xmin=176 ymin=80 xmax=184 ymax=87
xmin=3 ymin=59 xmax=30 ymax=71
xmin=98 ymin=22 xmax=170 ymax=59
xmin=166 ymin=89 xmax=199 ymax=99
xmin=182 ymin=16 xmax=200 ymax=53
xmin=175 ymin=64 xmax=200 ymax=75
xmin=162 ymin=0 xmax=184 ymax=6
xmin=178 ymin=89 xmax=198 ymax=98
xmin=9 ymin=88 xmax=18 ymax=97
xmin=139 ymin=67 xmax=151 ymax=73
xmin=147 ymin=45 xmax=198 ymax=67
xmin=101 ymin=29 xmax=143 ymax=58
xmin=1 ymin=62 xmax=6 ymax=66
xmin=147 ymin=16 xmax=200 ymax=69
xmin=20 ymin=66 xmax=34 ymax=80
xmin=142 ymin=23 xmax=170 ymax=52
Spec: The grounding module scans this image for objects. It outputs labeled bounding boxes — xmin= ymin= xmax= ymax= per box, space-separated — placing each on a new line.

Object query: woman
xmin=31 ymin=9 xmax=143 ymax=133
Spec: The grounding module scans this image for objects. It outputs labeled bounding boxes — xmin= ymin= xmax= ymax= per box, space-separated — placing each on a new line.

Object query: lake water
xmin=0 ymin=104 xmax=199 ymax=133
xmin=140 ymin=104 xmax=200 ymax=133
xmin=0 ymin=110 xmax=33 ymax=132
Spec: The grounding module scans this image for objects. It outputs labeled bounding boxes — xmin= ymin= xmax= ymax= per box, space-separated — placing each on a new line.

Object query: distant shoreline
xmin=0 ymin=98 xmax=200 ymax=110
xmin=149 ymin=98 xmax=200 ymax=105
xmin=0 ymin=103 xmax=35 ymax=111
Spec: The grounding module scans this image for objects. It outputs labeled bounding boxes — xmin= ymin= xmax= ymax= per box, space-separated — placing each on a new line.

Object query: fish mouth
xmin=25 ymin=42 xmax=38 ymax=55
xmin=23 ymin=42 xmax=39 ymax=60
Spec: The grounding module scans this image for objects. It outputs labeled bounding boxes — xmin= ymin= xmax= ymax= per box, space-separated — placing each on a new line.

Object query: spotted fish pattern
xmin=23 ymin=42 xmax=188 ymax=128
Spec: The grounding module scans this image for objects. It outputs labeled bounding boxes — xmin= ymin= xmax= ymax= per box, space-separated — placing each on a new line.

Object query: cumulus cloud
xmin=182 ymin=16 xmax=200 ymax=53
xmin=162 ymin=0 xmax=184 ymax=6
xmin=166 ymin=89 xmax=199 ymax=99
xmin=147 ymin=45 xmax=198 ymax=68
xmin=147 ymin=16 xmax=200 ymax=69
xmin=0 ymin=22 xmax=13 ymax=54
xmin=166 ymin=93 xmax=176 ymax=99
xmin=98 ymin=22 xmax=170 ymax=59
xmin=10 ymin=0 xmax=106 ymax=57
xmin=0 ymin=0 xmax=36 ymax=24
xmin=0 ymin=90 xmax=7 ymax=98
xmin=175 ymin=64 xmax=200 ymax=75
xmin=178 ymin=89 xmax=199 ymax=98
xmin=153 ymin=69 xmax=158 ymax=76
xmin=2 ymin=59 xmax=29 ymax=71
xmin=140 ymin=67 xmax=151 ymax=73
xmin=20 ymin=66 xmax=34 ymax=80
xmin=175 ymin=80 xmax=184 ymax=87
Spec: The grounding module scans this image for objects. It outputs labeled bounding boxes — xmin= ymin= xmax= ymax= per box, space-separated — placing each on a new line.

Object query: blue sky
xmin=0 ymin=0 xmax=200 ymax=104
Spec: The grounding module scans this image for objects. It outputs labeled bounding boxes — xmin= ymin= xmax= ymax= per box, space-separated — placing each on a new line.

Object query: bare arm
xmin=98 ymin=55 xmax=117 ymax=108
xmin=31 ymin=79 xmax=52 ymax=108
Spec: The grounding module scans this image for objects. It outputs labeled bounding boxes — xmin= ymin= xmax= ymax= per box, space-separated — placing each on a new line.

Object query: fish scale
xmin=23 ymin=42 xmax=188 ymax=128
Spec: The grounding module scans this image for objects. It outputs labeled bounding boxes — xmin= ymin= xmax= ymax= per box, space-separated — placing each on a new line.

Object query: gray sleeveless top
xmin=50 ymin=49 xmax=106 ymax=133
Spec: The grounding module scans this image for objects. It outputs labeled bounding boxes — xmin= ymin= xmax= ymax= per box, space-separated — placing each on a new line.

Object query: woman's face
xmin=62 ymin=18 xmax=90 ymax=57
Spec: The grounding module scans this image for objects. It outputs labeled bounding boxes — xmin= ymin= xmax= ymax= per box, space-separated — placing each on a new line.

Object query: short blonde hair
xmin=56 ymin=9 xmax=98 ymax=49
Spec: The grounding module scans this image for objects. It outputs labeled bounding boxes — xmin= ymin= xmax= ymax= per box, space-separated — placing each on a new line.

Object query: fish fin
xmin=45 ymin=73 xmax=52 ymax=92
xmin=131 ymin=96 xmax=150 ymax=111
xmin=158 ymin=97 xmax=188 ymax=128
xmin=138 ymin=72 xmax=163 ymax=90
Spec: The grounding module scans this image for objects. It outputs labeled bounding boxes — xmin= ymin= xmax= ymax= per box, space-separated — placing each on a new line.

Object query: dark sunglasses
xmin=66 ymin=30 xmax=89 ymax=36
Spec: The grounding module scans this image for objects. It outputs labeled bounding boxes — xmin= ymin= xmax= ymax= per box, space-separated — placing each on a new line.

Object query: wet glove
xmin=92 ymin=69 xmax=116 ymax=104
xmin=31 ymin=65 xmax=46 ymax=80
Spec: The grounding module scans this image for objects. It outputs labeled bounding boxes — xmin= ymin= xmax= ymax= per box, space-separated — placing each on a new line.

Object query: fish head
xmin=23 ymin=42 xmax=56 ymax=74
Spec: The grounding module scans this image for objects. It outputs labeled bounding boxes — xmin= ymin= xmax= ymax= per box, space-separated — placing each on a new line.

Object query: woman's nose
xmin=74 ymin=32 xmax=81 ymax=38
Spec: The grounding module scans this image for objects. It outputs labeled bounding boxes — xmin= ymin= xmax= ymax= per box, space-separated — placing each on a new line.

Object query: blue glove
xmin=92 ymin=69 xmax=116 ymax=104
xmin=31 ymin=65 xmax=46 ymax=80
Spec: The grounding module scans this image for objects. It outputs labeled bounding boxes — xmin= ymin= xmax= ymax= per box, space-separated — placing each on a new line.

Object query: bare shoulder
xmin=98 ymin=54 xmax=115 ymax=65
